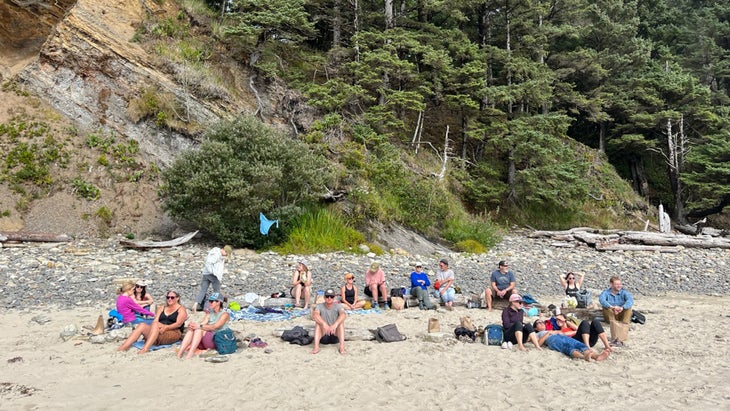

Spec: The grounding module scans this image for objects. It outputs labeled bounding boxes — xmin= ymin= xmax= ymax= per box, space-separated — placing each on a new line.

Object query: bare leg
xmin=583 ymin=349 xmax=595 ymax=361
xmin=303 ymin=286 xmax=311 ymax=309
xmin=337 ymin=323 xmax=346 ymax=354
xmin=571 ymin=350 xmax=584 ymax=359
xmin=293 ymin=284 xmax=302 ymax=307
xmin=598 ymin=331 xmax=612 ymax=353
xmin=595 ymin=349 xmax=611 ymax=361
xmin=185 ymin=330 xmax=204 ymax=359
xmin=527 ymin=332 xmax=543 ymax=351
xmin=139 ymin=324 xmax=162 ymax=354
xmin=486 ymin=289 xmax=493 ymax=311
xmin=310 ymin=324 xmax=322 ymax=354
xmin=117 ymin=324 xmax=150 ymax=351
xmin=379 ymin=283 xmax=387 ymax=304
xmin=515 ymin=331 xmax=526 ymax=351
xmin=177 ymin=330 xmax=194 ymax=358
xmin=370 ymin=284 xmax=379 ymax=305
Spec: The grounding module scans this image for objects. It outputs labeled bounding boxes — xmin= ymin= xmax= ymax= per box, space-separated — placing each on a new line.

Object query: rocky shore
xmin=1 ymin=234 xmax=728 ymax=310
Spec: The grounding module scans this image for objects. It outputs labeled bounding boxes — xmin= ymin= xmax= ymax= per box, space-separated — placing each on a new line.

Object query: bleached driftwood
xmin=594 ymin=243 xmax=682 ymax=253
xmin=534 ymin=228 xmax=730 ymax=250
xmin=620 ymin=231 xmax=730 ymax=249
xmin=119 ymin=231 xmax=198 ymax=249
xmin=0 ymin=231 xmax=72 ymax=243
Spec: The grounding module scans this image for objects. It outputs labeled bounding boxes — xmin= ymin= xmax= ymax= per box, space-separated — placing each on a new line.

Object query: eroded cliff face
xmin=10 ymin=0 xmax=242 ymax=166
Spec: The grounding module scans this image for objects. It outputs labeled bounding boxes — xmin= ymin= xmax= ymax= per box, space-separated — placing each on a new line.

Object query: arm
xmin=202 ymin=311 xmax=230 ymax=332
xmin=160 ymin=307 xmax=188 ymax=332
xmin=291 ymin=271 xmax=300 ymax=286
xmin=576 ymin=273 xmax=585 ymax=289
xmin=304 ymin=271 xmax=312 ymax=287
xmin=312 ymin=307 xmax=326 ymax=328
xmin=190 ymin=313 xmax=209 ymax=331
xmin=559 ymin=275 xmax=568 ymax=288
xmin=128 ymin=299 xmax=155 ymax=317
xmin=599 ymin=290 xmax=611 ymax=308
xmin=622 ymin=290 xmax=634 ymax=309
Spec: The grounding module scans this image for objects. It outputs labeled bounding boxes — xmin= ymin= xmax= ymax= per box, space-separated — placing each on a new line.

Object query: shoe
xmin=418 ymin=302 xmax=425 ymax=310
xmin=501 ymin=342 xmax=509 ymax=349
xmin=384 ymin=303 xmax=390 ymax=310
xmin=372 ymin=303 xmax=379 ymax=310
xmin=507 ymin=342 xmax=513 ymax=349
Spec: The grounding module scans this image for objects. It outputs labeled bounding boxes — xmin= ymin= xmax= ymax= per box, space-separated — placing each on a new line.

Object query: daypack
xmin=454 ymin=326 xmax=476 ymax=342
xmin=484 ymin=324 xmax=503 ymax=346
xmin=213 ymin=329 xmax=238 ymax=354
xmin=631 ymin=310 xmax=646 ymax=324
xmin=576 ymin=288 xmax=592 ymax=308
xmin=281 ymin=326 xmax=314 ymax=345
xmin=390 ymin=287 xmax=405 ymax=298
xmin=374 ymin=323 xmax=407 ymax=343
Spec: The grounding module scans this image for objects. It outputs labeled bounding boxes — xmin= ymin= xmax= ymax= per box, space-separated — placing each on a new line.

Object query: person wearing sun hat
xmin=501 ymin=293 xmax=541 ymax=351
xmin=364 ymin=262 xmax=388 ymax=309
xmin=340 ymin=273 xmax=366 ymax=310
xmin=409 ymin=263 xmax=435 ymax=310
xmin=291 ymin=259 xmax=313 ymax=309
xmin=311 ymin=288 xmax=346 ymax=354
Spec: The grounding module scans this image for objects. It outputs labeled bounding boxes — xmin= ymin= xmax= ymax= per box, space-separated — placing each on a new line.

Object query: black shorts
xmin=320 ymin=334 xmax=339 ymax=345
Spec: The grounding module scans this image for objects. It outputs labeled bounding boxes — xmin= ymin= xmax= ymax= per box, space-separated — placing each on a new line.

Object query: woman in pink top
xmin=116 ymin=281 xmax=155 ymax=325
xmin=364 ymin=262 xmax=388 ymax=309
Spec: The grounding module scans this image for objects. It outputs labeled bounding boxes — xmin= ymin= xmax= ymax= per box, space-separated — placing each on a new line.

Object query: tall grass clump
xmin=275 ymin=208 xmax=365 ymax=254
xmin=443 ymin=214 xmax=501 ymax=250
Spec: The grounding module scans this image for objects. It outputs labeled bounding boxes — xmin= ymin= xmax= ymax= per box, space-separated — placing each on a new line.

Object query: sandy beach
xmin=1 ymin=293 xmax=728 ymax=410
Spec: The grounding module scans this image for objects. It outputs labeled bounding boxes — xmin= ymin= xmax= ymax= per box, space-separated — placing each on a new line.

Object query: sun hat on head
xmin=324 ymin=289 xmax=336 ymax=297
xmin=208 ymin=292 xmax=224 ymax=302
xmin=298 ymin=259 xmax=309 ymax=269
xmin=509 ymin=294 xmax=523 ymax=302
xmin=369 ymin=262 xmax=380 ymax=271
xmin=136 ymin=280 xmax=147 ymax=287
xmin=415 ymin=262 xmax=423 ymax=267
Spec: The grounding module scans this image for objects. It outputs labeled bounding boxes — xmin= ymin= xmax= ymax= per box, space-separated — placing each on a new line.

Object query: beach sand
xmin=1 ymin=294 xmax=728 ymax=410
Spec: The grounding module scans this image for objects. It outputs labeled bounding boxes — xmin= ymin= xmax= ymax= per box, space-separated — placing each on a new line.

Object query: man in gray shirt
xmin=311 ymin=288 xmax=347 ymax=354
xmin=485 ymin=260 xmax=516 ymax=311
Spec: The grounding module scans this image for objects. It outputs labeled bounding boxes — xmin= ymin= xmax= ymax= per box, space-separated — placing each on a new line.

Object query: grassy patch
xmin=274 ymin=207 xmax=365 ymax=254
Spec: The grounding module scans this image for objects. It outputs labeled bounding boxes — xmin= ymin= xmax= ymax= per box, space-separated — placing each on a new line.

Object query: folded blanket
xmin=131 ymin=340 xmax=178 ymax=351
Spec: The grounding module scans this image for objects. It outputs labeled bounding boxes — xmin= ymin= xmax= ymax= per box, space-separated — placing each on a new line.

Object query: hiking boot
xmin=384 ymin=303 xmax=390 ymax=310
xmin=418 ymin=302 xmax=425 ymax=310
xmin=371 ymin=303 xmax=379 ymax=310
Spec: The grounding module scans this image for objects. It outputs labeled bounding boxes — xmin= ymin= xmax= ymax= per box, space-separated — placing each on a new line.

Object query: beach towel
xmin=131 ymin=340 xmax=178 ymax=351
xmin=227 ymin=306 xmax=310 ymax=322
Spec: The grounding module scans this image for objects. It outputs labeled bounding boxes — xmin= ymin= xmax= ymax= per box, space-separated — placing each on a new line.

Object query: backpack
xmin=281 ymin=325 xmax=314 ymax=345
xmin=454 ymin=326 xmax=476 ymax=342
xmin=576 ymin=288 xmax=592 ymax=308
xmin=484 ymin=324 xmax=503 ymax=346
xmin=631 ymin=310 xmax=646 ymax=324
xmin=390 ymin=287 xmax=405 ymax=298
xmin=213 ymin=329 xmax=238 ymax=354
xmin=374 ymin=323 xmax=407 ymax=343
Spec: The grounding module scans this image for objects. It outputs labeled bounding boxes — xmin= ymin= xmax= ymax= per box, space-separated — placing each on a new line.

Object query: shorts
xmin=197 ymin=331 xmax=216 ymax=350
xmin=363 ymin=285 xmax=381 ymax=297
xmin=130 ymin=317 xmax=153 ymax=326
xmin=155 ymin=329 xmax=182 ymax=345
xmin=493 ymin=289 xmax=514 ymax=300
xmin=320 ymin=335 xmax=339 ymax=345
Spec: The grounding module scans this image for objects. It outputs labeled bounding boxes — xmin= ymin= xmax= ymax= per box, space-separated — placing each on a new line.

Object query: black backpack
xmin=374 ymin=324 xmax=407 ymax=343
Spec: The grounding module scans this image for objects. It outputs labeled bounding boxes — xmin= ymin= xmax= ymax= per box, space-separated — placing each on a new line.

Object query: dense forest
xmin=188 ymin=0 xmax=728 ymax=229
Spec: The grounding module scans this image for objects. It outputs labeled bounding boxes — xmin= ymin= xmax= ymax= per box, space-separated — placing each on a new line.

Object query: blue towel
xmin=227 ymin=306 xmax=310 ymax=322
xmin=131 ymin=340 xmax=178 ymax=351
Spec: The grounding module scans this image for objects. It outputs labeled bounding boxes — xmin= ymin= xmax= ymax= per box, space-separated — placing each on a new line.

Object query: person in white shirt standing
xmin=194 ymin=245 xmax=231 ymax=312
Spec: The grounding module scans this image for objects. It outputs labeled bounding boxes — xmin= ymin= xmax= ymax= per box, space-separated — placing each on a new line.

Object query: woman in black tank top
xmin=340 ymin=273 xmax=366 ymax=310
xmin=560 ymin=272 xmax=584 ymax=297
xmin=117 ymin=290 xmax=189 ymax=354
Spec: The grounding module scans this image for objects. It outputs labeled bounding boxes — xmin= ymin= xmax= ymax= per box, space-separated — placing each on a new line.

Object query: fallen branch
xmin=0 ymin=231 xmax=72 ymax=243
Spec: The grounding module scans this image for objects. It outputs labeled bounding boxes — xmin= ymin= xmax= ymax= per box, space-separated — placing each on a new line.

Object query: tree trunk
xmin=332 ymin=0 xmax=341 ymax=48
xmin=598 ymin=121 xmax=606 ymax=153
xmin=384 ymin=0 xmax=394 ymax=29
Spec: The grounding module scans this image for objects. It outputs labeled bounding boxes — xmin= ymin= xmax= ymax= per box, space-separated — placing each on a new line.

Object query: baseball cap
xmin=208 ymin=292 xmax=224 ymax=302
xmin=499 ymin=260 xmax=508 ymax=267
xmin=324 ymin=289 xmax=336 ymax=297
xmin=439 ymin=259 xmax=449 ymax=266
xmin=509 ymin=294 xmax=523 ymax=302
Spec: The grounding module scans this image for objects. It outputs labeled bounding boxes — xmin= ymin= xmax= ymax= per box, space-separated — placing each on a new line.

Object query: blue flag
xmin=260 ymin=212 xmax=279 ymax=235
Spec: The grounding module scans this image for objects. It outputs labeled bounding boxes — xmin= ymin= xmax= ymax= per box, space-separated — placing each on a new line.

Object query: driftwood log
xmin=0 ymin=231 xmax=72 ymax=243
xmin=119 ymin=231 xmax=199 ymax=249
xmin=531 ymin=228 xmax=730 ymax=250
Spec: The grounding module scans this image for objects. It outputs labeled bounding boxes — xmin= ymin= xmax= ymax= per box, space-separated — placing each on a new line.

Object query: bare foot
xmin=137 ymin=348 xmax=148 ymax=355
xmin=518 ymin=345 xmax=527 ymax=352
xmin=596 ymin=349 xmax=611 ymax=362
xmin=583 ymin=349 xmax=595 ymax=361
xmin=488 ymin=308 xmax=493 ymax=312
xmin=310 ymin=347 xmax=320 ymax=354
xmin=339 ymin=346 xmax=347 ymax=355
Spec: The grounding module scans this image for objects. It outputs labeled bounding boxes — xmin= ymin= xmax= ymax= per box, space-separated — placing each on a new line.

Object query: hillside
xmin=0 ymin=0 xmax=662 ymax=243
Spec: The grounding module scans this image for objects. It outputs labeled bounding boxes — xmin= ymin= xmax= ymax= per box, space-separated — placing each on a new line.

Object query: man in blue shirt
xmin=599 ymin=276 xmax=634 ymax=324
xmin=409 ymin=263 xmax=435 ymax=310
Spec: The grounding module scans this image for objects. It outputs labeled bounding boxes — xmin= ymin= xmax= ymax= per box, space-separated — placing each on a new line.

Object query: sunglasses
xmin=325 ymin=295 xmax=335 ymax=299
xmin=166 ymin=295 xmax=177 ymax=299
xmin=135 ymin=285 xmax=144 ymax=288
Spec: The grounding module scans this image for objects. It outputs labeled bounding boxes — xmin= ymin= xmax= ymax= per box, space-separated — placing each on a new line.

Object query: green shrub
xmin=274 ymin=208 xmax=365 ymax=254
xmin=443 ymin=215 xmax=501 ymax=250
xmin=71 ymin=178 xmax=100 ymax=200
xmin=454 ymin=239 xmax=487 ymax=254
xmin=95 ymin=206 xmax=113 ymax=225
xmin=161 ymin=115 xmax=335 ymax=247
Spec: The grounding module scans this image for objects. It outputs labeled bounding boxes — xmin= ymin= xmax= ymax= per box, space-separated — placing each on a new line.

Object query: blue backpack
xmin=485 ymin=324 xmax=504 ymax=346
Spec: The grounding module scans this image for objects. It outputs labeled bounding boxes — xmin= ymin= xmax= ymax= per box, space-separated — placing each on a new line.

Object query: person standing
xmin=409 ymin=263 xmax=435 ymax=310
xmin=486 ymin=260 xmax=516 ymax=311
xmin=194 ymin=246 xmax=230 ymax=312
xmin=435 ymin=259 xmax=455 ymax=310
xmin=310 ymin=289 xmax=347 ymax=354
xmin=599 ymin=276 xmax=634 ymax=324
xmin=364 ymin=262 xmax=388 ymax=309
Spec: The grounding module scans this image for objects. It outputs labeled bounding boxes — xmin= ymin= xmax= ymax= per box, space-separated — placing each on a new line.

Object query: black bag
xmin=576 ymin=288 xmax=592 ymax=308
xmin=374 ymin=323 xmax=407 ymax=343
xmin=390 ymin=287 xmax=404 ymax=298
xmin=281 ymin=325 xmax=314 ymax=345
xmin=631 ymin=310 xmax=646 ymax=324
xmin=213 ymin=329 xmax=238 ymax=354
xmin=454 ymin=326 xmax=476 ymax=342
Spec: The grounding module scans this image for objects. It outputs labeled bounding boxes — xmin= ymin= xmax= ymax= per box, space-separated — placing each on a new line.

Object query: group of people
xmin=114 ymin=245 xmax=636 ymax=360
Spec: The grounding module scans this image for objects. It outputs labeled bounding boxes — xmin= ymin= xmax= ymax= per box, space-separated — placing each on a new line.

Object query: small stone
xmin=264 ymin=348 xmax=273 ymax=354
xmin=89 ymin=335 xmax=106 ymax=344
xmin=205 ymin=355 xmax=230 ymax=363
xmin=30 ymin=315 xmax=51 ymax=325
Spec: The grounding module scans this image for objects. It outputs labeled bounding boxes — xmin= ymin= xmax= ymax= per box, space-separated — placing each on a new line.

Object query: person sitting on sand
xmin=502 ymin=294 xmax=541 ymax=351
xmin=599 ymin=276 xmax=634 ymax=324
xmin=177 ymin=292 xmax=230 ymax=359
xmin=340 ymin=273 xmax=366 ymax=310
xmin=409 ymin=263 xmax=435 ymax=310
xmin=132 ymin=280 xmax=154 ymax=311
xmin=435 ymin=259 xmax=455 ymax=311
xmin=559 ymin=271 xmax=584 ymax=298
xmin=311 ymin=289 xmax=346 ymax=354
xmin=486 ymin=260 xmax=516 ymax=311
xmin=364 ymin=262 xmax=388 ymax=309
xmin=533 ymin=319 xmax=610 ymax=361
xmin=118 ymin=290 xmax=188 ymax=354
xmin=291 ymin=259 xmax=313 ymax=309
xmin=116 ymin=281 xmax=155 ymax=326
xmin=549 ymin=313 xmax=612 ymax=353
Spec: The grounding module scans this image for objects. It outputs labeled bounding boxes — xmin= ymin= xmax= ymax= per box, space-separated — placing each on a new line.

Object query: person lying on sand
xmin=533 ymin=320 xmax=610 ymax=361
xmin=310 ymin=289 xmax=346 ymax=355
